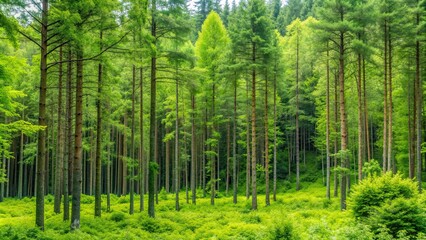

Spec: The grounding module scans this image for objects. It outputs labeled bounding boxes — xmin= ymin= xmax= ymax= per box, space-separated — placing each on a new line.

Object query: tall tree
xmin=316 ymin=0 xmax=354 ymax=210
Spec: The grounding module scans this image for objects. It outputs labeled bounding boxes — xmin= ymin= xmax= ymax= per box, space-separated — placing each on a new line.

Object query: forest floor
xmin=0 ymin=181 xmax=358 ymax=239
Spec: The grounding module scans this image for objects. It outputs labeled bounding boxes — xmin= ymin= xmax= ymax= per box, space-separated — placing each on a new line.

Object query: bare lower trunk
xmin=71 ymin=48 xmax=84 ymax=230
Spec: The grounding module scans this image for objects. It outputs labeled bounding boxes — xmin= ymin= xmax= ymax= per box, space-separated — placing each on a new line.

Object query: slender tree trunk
xmin=36 ymin=0 xmax=48 ymax=230
xmin=333 ymin=71 xmax=338 ymax=198
xmin=211 ymin=81 xmax=216 ymax=206
xmin=54 ymin=47 xmax=64 ymax=213
xmin=191 ymin=93 xmax=196 ymax=204
xmin=63 ymin=47 xmax=72 ymax=221
xmin=265 ymin=72 xmax=270 ymax=206
xmin=339 ymin=29 xmax=348 ymax=210
xmin=363 ymin=58 xmax=371 ymax=162
xmin=148 ymin=0 xmax=157 ymax=216
xmin=95 ymin=31 xmax=103 ymax=217
xmin=122 ymin=115 xmax=127 ymax=196
xmin=251 ymin=43 xmax=257 ymax=210
xmin=165 ymin=127 xmax=170 ymax=192
xmin=175 ymin=70 xmax=180 ymax=211
xmin=226 ymin=121 xmax=230 ymax=196
xmin=18 ymin=114 xmax=24 ymax=199
xmin=71 ymin=47 xmax=84 ymax=230
xmin=383 ymin=21 xmax=388 ymax=172
xmin=246 ymin=79 xmax=251 ymax=200
xmin=326 ymin=46 xmax=331 ymax=199
xmin=130 ymin=65 xmax=136 ymax=215
xmin=107 ymin=128 xmax=111 ymax=212
xmin=356 ymin=51 xmax=363 ymax=182
xmin=233 ymin=76 xmax=238 ymax=204
xmin=273 ymin=71 xmax=277 ymax=202
xmin=139 ymin=67 xmax=145 ymax=212
xmin=387 ymin=30 xmax=393 ymax=172
xmin=416 ymin=4 xmax=422 ymax=192
xmin=296 ymin=31 xmax=300 ymax=191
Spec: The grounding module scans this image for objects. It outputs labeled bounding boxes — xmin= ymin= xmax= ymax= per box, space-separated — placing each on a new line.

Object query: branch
xmin=46 ymin=40 xmax=70 ymax=56
xmin=46 ymin=31 xmax=130 ymax=69
xmin=25 ymin=9 xmax=42 ymax=26
xmin=29 ymin=24 xmax=41 ymax=34
xmin=47 ymin=20 xmax=61 ymax=27
xmin=18 ymin=30 xmax=41 ymax=48
xmin=30 ymin=0 xmax=42 ymax=12
xmin=46 ymin=32 xmax=59 ymax=42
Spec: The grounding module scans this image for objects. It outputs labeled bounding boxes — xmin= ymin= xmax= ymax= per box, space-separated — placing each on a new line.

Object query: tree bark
xmin=233 ymin=75 xmax=238 ymax=204
xmin=54 ymin=46 xmax=64 ymax=213
xmin=191 ymin=93 xmax=196 ymax=204
xmin=265 ymin=71 xmax=270 ymax=206
xmin=326 ymin=46 xmax=331 ymax=199
xmin=339 ymin=27 xmax=348 ymax=210
xmin=175 ymin=69 xmax=180 ymax=211
xmin=63 ymin=47 xmax=72 ymax=221
xmin=139 ymin=66 xmax=145 ymax=212
xmin=130 ymin=64 xmax=136 ymax=215
xmin=382 ymin=20 xmax=388 ymax=172
xmin=387 ymin=29 xmax=393 ymax=172
xmin=148 ymin=0 xmax=157 ymax=216
xmin=71 ymin=47 xmax=84 ymax=230
xmin=95 ymin=31 xmax=103 ymax=217
xmin=251 ymin=42 xmax=257 ymax=210
xmin=415 ymin=3 xmax=422 ymax=192
xmin=36 ymin=0 xmax=48 ymax=230
xmin=295 ymin=29 xmax=300 ymax=191
xmin=356 ymin=51 xmax=363 ymax=182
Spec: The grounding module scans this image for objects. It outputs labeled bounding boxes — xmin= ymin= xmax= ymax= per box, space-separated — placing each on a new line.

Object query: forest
xmin=0 ymin=0 xmax=426 ymax=239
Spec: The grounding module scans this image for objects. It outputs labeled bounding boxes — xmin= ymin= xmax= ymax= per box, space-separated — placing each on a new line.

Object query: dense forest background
xmin=0 ymin=0 xmax=425 ymax=232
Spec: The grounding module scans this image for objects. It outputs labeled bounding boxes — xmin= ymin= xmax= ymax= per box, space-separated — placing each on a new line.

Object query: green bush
xmin=350 ymin=173 xmax=418 ymax=219
xmin=271 ymin=221 xmax=300 ymax=240
xmin=334 ymin=222 xmax=374 ymax=240
xmin=110 ymin=211 xmax=126 ymax=222
xmin=367 ymin=198 xmax=426 ymax=239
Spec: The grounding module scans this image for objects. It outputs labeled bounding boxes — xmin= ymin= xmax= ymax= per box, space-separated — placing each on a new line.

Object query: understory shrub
xmin=350 ymin=172 xmax=417 ymax=219
xmin=350 ymin=172 xmax=425 ymax=239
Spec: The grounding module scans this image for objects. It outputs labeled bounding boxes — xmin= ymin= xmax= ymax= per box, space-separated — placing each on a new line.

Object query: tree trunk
xmin=296 ymin=30 xmax=300 ymax=191
xmin=387 ymin=29 xmax=393 ymax=172
xmin=415 ymin=4 xmax=422 ymax=192
xmin=36 ymin=0 xmax=48 ymax=230
xmin=175 ymin=70 xmax=180 ymax=211
xmin=139 ymin=66 xmax=145 ymax=212
xmin=339 ymin=29 xmax=348 ymax=210
xmin=210 ymin=80 xmax=216 ymax=206
xmin=326 ymin=46 xmax=331 ymax=199
xmin=54 ymin=47 xmax=64 ymax=213
xmin=363 ymin=58 xmax=371 ymax=162
xmin=382 ymin=21 xmax=388 ymax=172
xmin=265 ymin=71 xmax=270 ymax=206
xmin=333 ymin=70 xmax=338 ymax=198
xmin=233 ymin=75 xmax=238 ymax=204
xmin=273 ymin=71 xmax=277 ymax=202
xmin=356 ymin=51 xmax=363 ymax=182
xmin=148 ymin=0 xmax=157 ymax=216
xmin=71 ymin=47 xmax=84 ymax=230
xmin=191 ymin=93 xmax=196 ymax=204
xmin=18 ymin=115 xmax=24 ymax=199
xmin=130 ymin=64 xmax=136 ymax=215
xmin=251 ymin=42 xmax=257 ymax=210
xmin=63 ymin=47 xmax=72 ymax=221
xmin=95 ymin=32 xmax=103 ymax=217
xmin=226 ymin=121 xmax=230 ymax=196
xmin=246 ymin=79 xmax=251 ymax=200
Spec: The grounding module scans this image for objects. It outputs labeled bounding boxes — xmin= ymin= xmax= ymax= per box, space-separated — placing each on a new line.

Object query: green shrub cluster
xmin=350 ymin=173 xmax=426 ymax=239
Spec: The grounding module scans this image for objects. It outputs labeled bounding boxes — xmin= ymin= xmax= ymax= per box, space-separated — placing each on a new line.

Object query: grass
xmin=0 ymin=181 xmax=357 ymax=239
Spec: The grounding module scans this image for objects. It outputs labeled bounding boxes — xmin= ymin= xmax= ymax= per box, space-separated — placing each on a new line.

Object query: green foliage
xmin=363 ymin=159 xmax=382 ymax=178
xmin=110 ymin=211 xmax=126 ymax=222
xmin=271 ymin=221 xmax=300 ymax=240
xmin=367 ymin=198 xmax=426 ymax=239
xmin=350 ymin=173 xmax=418 ymax=219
